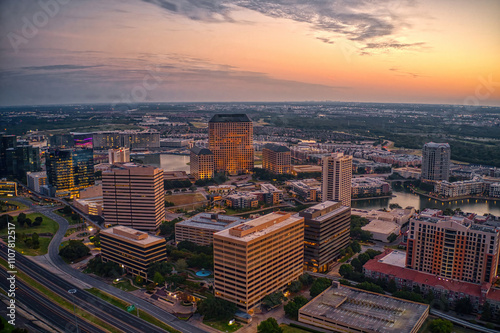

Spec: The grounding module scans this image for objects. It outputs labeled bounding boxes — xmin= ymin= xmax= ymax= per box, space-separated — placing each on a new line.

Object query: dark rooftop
xmin=209 ymin=114 xmax=251 ymax=123
xmin=191 ymin=146 xmax=213 ymax=155
xmin=263 ymin=143 xmax=290 ymax=152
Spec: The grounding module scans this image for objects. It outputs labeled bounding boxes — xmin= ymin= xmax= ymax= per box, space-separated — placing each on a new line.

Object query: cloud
xmin=389 ymin=67 xmax=427 ymax=79
xmin=140 ymin=0 xmax=428 ymax=51
xmin=21 ymin=64 xmax=103 ymax=71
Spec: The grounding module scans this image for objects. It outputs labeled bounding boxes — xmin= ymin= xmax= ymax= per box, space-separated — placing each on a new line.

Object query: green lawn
xmin=204 ymin=319 xmax=242 ymax=332
xmin=0 ymin=213 xmax=59 ymax=256
xmin=280 ymin=324 xmax=311 ymax=333
xmin=114 ymin=279 xmax=139 ymax=291
xmin=54 ymin=209 xmax=82 ymax=225
xmin=0 ymin=316 xmax=16 ymax=332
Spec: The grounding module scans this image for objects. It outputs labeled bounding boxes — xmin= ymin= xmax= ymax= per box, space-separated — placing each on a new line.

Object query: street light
xmin=68 ymin=289 xmax=79 ymax=333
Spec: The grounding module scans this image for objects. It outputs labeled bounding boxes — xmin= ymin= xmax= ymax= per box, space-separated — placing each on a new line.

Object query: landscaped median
xmin=0 ymin=258 xmax=120 ymax=333
xmin=86 ymin=287 xmax=182 ymax=333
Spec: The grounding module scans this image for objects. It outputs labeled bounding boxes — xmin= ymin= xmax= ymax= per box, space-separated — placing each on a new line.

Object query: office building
xmin=299 ymin=282 xmax=428 ymax=333
xmin=102 ymin=163 xmax=164 ymax=231
xmin=299 ymin=201 xmax=351 ymax=272
xmin=421 ymin=142 xmax=451 ymax=181
xmin=262 ymin=144 xmax=291 ymax=174
xmin=26 ymin=171 xmax=47 ymax=193
xmin=101 ymin=225 xmax=167 ymax=280
xmin=406 ymin=212 xmax=500 ymax=284
xmin=225 ymin=193 xmax=259 ymax=209
xmin=434 ymin=178 xmax=485 ymax=198
xmin=175 ymin=213 xmax=245 ymax=246
xmin=209 ymin=114 xmax=253 ymax=175
xmin=351 ymin=177 xmax=391 ymax=198
xmin=5 ymin=143 xmax=41 ymax=179
xmin=289 ymin=179 xmax=322 ymax=202
xmin=0 ymin=181 xmax=17 ymax=196
xmin=190 ymin=146 xmax=214 ymax=180
xmin=0 ymin=134 xmax=16 ymax=176
xmin=322 ymin=153 xmax=353 ymax=207
xmin=213 ymin=212 xmax=304 ymax=313
xmin=108 ymin=148 xmax=130 ymax=164
xmin=46 ymin=148 xmax=94 ymax=198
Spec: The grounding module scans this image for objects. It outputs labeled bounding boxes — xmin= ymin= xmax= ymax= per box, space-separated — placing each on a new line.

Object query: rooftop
xmin=191 ymin=146 xmax=213 ymax=155
xmin=209 ymin=114 xmax=251 ymax=123
xmin=362 ymin=220 xmax=400 ymax=234
xmin=424 ymin=142 xmax=450 ymax=149
xmin=215 ymin=212 xmax=303 ymax=242
xmin=263 ymin=143 xmax=290 ymax=152
xmin=177 ymin=213 xmax=245 ymax=232
xmin=300 ymin=284 xmax=429 ymax=333
xmin=101 ymin=225 xmax=165 ymax=246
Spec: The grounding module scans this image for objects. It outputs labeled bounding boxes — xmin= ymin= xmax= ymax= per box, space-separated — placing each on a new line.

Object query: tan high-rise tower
xmin=103 ymin=163 xmax=165 ymax=231
xmin=322 ymin=153 xmax=352 ymax=207
xmin=209 ymin=114 xmax=253 ymax=175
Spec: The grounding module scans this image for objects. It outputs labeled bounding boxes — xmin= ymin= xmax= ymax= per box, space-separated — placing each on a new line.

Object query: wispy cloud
xmin=22 ymin=64 xmax=103 ymax=71
xmin=389 ymin=67 xmax=428 ymax=79
xmin=140 ymin=0 xmax=428 ymax=52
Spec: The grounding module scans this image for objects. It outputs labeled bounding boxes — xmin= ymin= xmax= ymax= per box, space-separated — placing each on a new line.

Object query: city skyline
xmin=0 ymin=0 xmax=499 ymax=106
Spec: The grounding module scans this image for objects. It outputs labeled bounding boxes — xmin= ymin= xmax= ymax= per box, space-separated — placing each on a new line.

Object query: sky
xmin=0 ymin=0 xmax=499 ymax=106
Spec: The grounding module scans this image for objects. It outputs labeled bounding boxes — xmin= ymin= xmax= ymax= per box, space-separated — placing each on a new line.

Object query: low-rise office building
xmin=175 ymin=213 xmax=245 ymax=246
xmin=299 ymin=282 xmax=429 ymax=333
xmin=100 ymin=226 xmax=167 ymax=280
xmin=26 ymin=171 xmax=47 ymax=193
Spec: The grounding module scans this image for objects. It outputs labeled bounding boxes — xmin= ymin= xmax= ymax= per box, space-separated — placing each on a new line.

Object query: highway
xmin=7 ymin=196 xmax=207 ymax=333
xmin=0 ymin=267 xmax=106 ymax=333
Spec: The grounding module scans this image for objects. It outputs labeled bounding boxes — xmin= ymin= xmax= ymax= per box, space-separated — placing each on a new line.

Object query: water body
xmin=160 ymin=154 xmax=190 ymax=172
xmin=352 ymin=189 xmax=500 ymax=216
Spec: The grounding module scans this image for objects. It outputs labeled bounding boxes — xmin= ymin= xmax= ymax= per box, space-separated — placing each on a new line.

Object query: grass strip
xmin=86 ymin=287 xmax=182 ymax=333
xmin=0 ymin=258 xmax=119 ymax=333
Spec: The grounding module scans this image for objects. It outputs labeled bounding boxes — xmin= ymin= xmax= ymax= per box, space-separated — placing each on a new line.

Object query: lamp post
xmin=68 ymin=289 xmax=79 ymax=333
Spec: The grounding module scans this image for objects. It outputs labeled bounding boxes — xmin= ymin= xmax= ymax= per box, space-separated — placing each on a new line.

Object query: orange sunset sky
xmin=0 ymin=0 xmax=499 ymax=106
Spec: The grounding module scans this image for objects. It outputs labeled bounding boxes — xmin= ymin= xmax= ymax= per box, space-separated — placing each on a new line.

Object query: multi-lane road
xmin=2 ymin=196 xmax=207 ymax=333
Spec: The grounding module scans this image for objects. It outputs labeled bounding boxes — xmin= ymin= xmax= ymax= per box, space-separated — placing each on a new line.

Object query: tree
xmin=59 ymin=240 xmax=90 ymax=261
xmin=287 ymin=280 xmax=302 ymax=293
xmin=358 ymin=252 xmax=370 ymax=265
xmin=31 ymin=232 xmax=40 ymax=249
xmin=135 ymin=275 xmax=144 ymax=286
xmin=351 ymin=258 xmax=363 ymax=272
xmin=257 ymin=318 xmax=283 ymax=333
xmin=25 ymin=218 xmax=32 ymax=227
xmin=148 ymin=261 xmax=172 ymax=279
xmin=187 ymin=253 xmax=213 ymax=269
xmin=262 ymin=291 xmax=285 ymax=310
xmin=299 ymin=273 xmax=314 ymax=286
xmin=33 ymin=216 xmax=43 ymax=226
xmin=349 ymin=241 xmax=361 ymax=253
xmin=197 ymin=296 xmax=237 ymax=321
xmin=176 ymin=259 xmax=188 ymax=272
xmin=357 ymin=282 xmax=385 ymax=294
xmin=86 ymin=256 xmax=123 ymax=278
xmin=455 ymin=297 xmax=473 ymax=315
xmin=0 ymin=214 xmax=14 ymax=229
xmin=387 ymin=233 xmax=398 ymax=243
xmin=429 ymin=319 xmax=453 ymax=333
xmin=284 ymin=296 xmax=308 ymax=320
xmin=310 ymin=278 xmax=331 ymax=297
xmin=339 ymin=264 xmax=353 ymax=278
xmin=481 ymin=302 xmax=493 ymax=322
xmin=387 ymin=279 xmax=397 ymax=293
xmin=389 ymin=203 xmax=402 ymax=209
xmin=153 ymin=271 xmax=165 ymax=286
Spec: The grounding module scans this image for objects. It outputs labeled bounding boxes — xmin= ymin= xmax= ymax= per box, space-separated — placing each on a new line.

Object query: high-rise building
xmin=5 ymin=143 xmax=41 ymax=179
xmin=0 ymin=134 xmax=16 ymax=176
xmin=299 ymin=201 xmax=351 ymax=272
xmin=102 ymin=163 xmax=164 ymax=231
xmin=190 ymin=146 xmax=214 ymax=180
xmin=406 ymin=212 xmax=499 ymax=284
xmin=322 ymin=153 xmax=352 ymax=207
xmin=209 ymin=114 xmax=253 ymax=175
xmin=262 ymin=143 xmax=291 ymax=174
xmin=421 ymin=142 xmax=451 ymax=181
xmin=108 ymin=148 xmax=130 ymax=164
xmin=213 ymin=212 xmax=304 ymax=313
xmin=46 ymin=148 xmax=94 ymax=198
xmin=101 ymin=225 xmax=167 ymax=280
